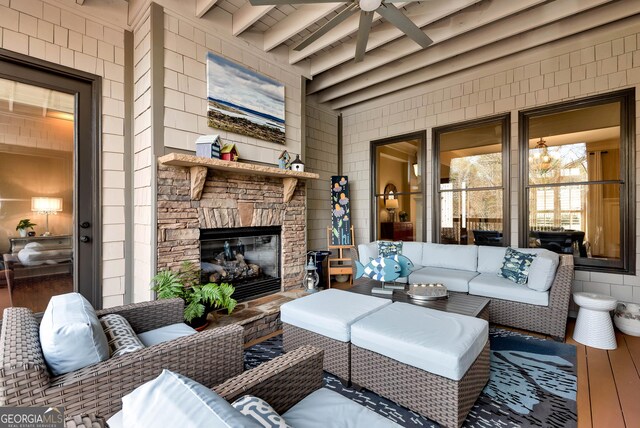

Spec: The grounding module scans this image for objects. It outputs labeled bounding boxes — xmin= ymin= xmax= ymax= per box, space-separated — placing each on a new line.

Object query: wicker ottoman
xmin=350 ymin=302 xmax=489 ymax=428
xmin=280 ymin=289 xmax=391 ymax=382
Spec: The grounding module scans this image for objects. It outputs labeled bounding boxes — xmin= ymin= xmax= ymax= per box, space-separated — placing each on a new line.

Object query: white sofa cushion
xmin=137 ymin=323 xmax=197 ymax=347
xmin=400 ymin=242 xmax=423 ymax=265
xmin=39 ymin=292 xmax=109 ymax=376
xmin=280 ymin=289 xmax=391 ymax=342
xmin=469 ymin=273 xmax=549 ymax=306
xmin=358 ymin=242 xmax=378 ymax=264
xmin=351 ymin=303 xmax=488 ymax=381
xmin=477 ymin=246 xmax=559 ymax=291
xmin=409 ymin=267 xmax=478 ymax=293
xmin=422 ymin=243 xmax=478 ymax=272
xmin=120 ymin=369 xmax=261 ymax=428
xmin=283 ymin=388 xmax=401 ymax=428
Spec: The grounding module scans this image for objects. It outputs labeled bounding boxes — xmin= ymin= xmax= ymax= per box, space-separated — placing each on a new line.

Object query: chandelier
xmin=531 ymin=138 xmax=553 ymax=171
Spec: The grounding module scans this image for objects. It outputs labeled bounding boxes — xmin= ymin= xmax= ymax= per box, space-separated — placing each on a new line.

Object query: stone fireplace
xmin=156 ymin=154 xmax=315 ymax=296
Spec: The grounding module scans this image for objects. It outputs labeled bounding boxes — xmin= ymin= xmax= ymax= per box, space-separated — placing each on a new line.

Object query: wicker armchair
xmin=0 ymin=298 xmax=244 ymax=419
xmin=65 ymin=345 xmax=325 ymax=428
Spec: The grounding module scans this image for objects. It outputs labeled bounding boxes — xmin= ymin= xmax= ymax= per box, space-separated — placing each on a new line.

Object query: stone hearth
xmin=156 ymin=162 xmax=308 ymax=292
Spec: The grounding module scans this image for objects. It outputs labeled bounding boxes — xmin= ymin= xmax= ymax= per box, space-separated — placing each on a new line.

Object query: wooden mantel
xmin=158 ymin=153 xmax=320 ymax=203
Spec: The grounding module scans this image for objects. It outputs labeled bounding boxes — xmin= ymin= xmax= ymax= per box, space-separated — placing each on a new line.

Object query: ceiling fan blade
xmin=293 ymin=4 xmax=359 ymax=51
xmin=354 ymin=11 xmax=374 ymax=63
xmin=250 ymin=0 xmax=340 ymax=5
xmin=376 ymin=3 xmax=433 ymax=48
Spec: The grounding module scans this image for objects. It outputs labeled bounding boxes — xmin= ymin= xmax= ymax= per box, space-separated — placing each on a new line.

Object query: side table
xmin=573 ymin=292 xmax=618 ymax=349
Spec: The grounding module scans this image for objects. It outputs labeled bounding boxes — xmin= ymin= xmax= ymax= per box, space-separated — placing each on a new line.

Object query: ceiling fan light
xmin=360 ymin=0 xmax=382 ymax=12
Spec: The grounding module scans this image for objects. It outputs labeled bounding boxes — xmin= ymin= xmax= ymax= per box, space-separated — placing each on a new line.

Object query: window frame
xmin=369 ymin=131 xmax=427 ymax=242
xmin=518 ymin=89 xmax=636 ymax=274
xmin=432 ymin=114 xmax=511 ymax=245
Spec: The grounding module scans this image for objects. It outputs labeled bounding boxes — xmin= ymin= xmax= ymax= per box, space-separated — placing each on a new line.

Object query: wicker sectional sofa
xmin=355 ymin=242 xmax=574 ymax=340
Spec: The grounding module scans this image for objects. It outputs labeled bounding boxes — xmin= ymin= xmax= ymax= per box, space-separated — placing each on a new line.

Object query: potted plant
xmin=16 ymin=219 xmax=37 ymax=237
xmin=151 ymin=261 xmax=237 ymax=330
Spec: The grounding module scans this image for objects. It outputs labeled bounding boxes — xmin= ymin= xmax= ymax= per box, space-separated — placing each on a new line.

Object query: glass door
xmin=0 ymin=53 xmax=100 ymax=314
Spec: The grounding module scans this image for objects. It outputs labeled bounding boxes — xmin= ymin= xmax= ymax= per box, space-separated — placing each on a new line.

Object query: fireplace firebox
xmin=200 ymin=226 xmax=281 ymax=301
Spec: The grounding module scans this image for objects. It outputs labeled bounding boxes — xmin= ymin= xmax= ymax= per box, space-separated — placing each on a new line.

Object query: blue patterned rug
xmin=244 ymin=328 xmax=577 ymax=427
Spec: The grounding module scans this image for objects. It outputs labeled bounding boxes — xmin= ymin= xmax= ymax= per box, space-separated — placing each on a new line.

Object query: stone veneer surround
xmin=157 ymin=164 xmax=306 ymax=292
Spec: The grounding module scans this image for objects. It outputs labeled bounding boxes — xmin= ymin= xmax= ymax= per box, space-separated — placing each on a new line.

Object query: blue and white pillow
xmin=377 ymin=241 xmax=403 ymax=257
xmin=499 ymin=247 xmax=537 ymax=284
xmin=232 ymin=395 xmax=291 ymax=428
xmin=100 ymin=314 xmax=145 ymax=358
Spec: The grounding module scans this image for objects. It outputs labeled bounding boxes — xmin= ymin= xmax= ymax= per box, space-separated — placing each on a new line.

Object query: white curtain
xmin=587 ymin=152 xmax=604 ymax=256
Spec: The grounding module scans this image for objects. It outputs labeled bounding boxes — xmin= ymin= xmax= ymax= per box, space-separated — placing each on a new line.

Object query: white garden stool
xmin=573 ymin=292 xmax=618 ymax=350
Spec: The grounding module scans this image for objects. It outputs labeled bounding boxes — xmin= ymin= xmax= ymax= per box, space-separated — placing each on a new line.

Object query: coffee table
xmin=348 ymin=279 xmax=490 ymax=320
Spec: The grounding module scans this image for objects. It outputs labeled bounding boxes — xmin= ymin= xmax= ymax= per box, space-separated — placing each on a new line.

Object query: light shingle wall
xmin=0 ymin=0 xmax=127 ymax=307
xmin=341 ymin=17 xmax=640 ymax=303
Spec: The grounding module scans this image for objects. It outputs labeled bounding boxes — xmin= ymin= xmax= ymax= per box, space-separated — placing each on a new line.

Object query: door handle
xmin=80 ymin=235 xmax=91 ymax=243
xmin=80 ymin=222 xmax=91 ymax=229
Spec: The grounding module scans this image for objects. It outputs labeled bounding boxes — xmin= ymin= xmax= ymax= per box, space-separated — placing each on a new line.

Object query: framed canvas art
xmin=206 ymin=52 xmax=285 ymax=144
xmin=331 ymin=176 xmax=352 ymax=246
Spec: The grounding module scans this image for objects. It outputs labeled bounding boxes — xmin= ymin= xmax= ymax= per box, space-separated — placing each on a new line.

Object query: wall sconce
xmin=412 ymin=162 xmax=420 ymax=177
xmin=31 ymin=197 xmax=63 ymax=236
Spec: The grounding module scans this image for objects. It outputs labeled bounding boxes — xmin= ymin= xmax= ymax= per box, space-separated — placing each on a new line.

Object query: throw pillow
xmin=39 ymin=292 xmax=110 ymax=376
xmin=122 ymin=369 xmax=262 ymax=428
xmin=526 ymin=251 xmax=560 ymax=292
xmin=232 ymin=395 xmax=291 ymax=428
xmin=498 ymin=247 xmax=537 ymax=284
xmin=377 ymin=241 xmax=403 ymax=257
xmin=99 ymin=314 xmax=145 ymax=358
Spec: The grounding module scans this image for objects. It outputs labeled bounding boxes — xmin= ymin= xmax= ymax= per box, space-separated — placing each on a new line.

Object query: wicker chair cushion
xmin=351 ymin=302 xmax=488 ymax=381
xmin=136 ymin=322 xmax=196 ymax=347
xmin=232 ymin=395 xmax=292 ymax=427
xmin=40 ymin=292 xmax=109 ymax=376
xmin=99 ymin=314 xmax=145 ymax=357
xmin=409 ymin=266 xmax=479 ymax=292
xmin=280 ymin=289 xmax=391 ymax=342
xmin=421 ymin=243 xmax=478 ymax=272
xmin=469 ymin=273 xmax=549 ymax=306
xmin=283 ymin=388 xmax=401 ymax=428
xmin=120 ymin=369 xmax=262 ymax=428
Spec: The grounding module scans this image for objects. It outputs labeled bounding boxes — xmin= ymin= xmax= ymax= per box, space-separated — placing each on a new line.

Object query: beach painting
xmin=206 ymin=52 xmax=286 ymax=145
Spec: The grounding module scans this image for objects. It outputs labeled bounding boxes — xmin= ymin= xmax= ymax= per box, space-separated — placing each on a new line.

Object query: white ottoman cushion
xmin=351 ymin=303 xmax=488 ymax=381
xmin=280 ymin=289 xmax=391 ymax=342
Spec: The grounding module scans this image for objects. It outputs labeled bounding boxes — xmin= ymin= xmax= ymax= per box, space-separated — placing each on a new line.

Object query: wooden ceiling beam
xmin=233 ymin=3 xmax=274 ymax=36
xmin=196 ymin=0 xmax=219 ymax=19
xmin=328 ymin=1 xmax=640 ymax=109
xmin=312 ymin=0 xmax=613 ymax=101
xmin=308 ymin=0 xmax=545 ymax=90
xmin=264 ymin=3 xmax=344 ymax=51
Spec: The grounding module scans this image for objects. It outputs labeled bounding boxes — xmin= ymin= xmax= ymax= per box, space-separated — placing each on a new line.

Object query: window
xmin=433 ymin=115 xmax=510 ymax=246
xmin=519 ymin=90 xmax=635 ymax=273
xmin=370 ymin=132 xmax=425 ymax=242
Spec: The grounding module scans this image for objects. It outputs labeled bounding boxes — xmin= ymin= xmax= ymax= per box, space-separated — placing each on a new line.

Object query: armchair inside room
xmin=529 ymin=230 xmax=587 ymax=257
xmin=0 ymin=298 xmax=245 ymax=419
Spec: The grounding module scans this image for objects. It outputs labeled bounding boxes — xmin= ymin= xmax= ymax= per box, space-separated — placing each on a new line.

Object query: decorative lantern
xmin=303 ymin=256 xmax=319 ymax=293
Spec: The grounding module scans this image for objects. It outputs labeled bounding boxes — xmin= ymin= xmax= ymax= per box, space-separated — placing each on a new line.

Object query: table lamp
xmin=385 ymin=197 xmax=399 ymax=222
xmin=31 ymin=197 xmax=63 ymax=236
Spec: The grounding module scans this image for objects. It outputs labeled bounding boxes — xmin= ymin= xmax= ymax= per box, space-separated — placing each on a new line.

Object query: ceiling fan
xmin=248 ymin=0 xmax=433 ymax=62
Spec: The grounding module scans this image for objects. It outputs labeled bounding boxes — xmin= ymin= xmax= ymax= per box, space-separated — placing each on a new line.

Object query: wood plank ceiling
xmin=138 ymin=1 xmax=640 ymax=109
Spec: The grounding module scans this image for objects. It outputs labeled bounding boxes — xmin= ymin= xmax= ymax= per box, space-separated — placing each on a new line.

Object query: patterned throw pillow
xmin=498 ymin=247 xmax=537 ymax=284
xmin=377 ymin=241 xmax=403 ymax=257
xmin=100 ymin=314 xmax=145 ymax=358
xmin=232 ymin=395 xmax=291 ymax=428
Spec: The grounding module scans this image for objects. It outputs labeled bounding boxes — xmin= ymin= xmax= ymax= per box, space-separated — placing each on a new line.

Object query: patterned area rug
xmin=244 ymin=328 xmax=577 ymax=427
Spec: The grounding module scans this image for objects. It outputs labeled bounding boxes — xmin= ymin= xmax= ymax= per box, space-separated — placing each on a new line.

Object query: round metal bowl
xmin=406 ymin=283 xmax=448 ymax=301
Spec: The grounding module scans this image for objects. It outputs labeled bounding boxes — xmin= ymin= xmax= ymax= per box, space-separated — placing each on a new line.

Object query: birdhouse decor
xmin=290 ymin=154 xmax=305 ymax=172
xmin=195 ymin=134 xmax=221 ymax=159
xmin=278 ymin=150 xmax=291 ymax=169
xmin=220 ymin=143 xmax=239 ymax=161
